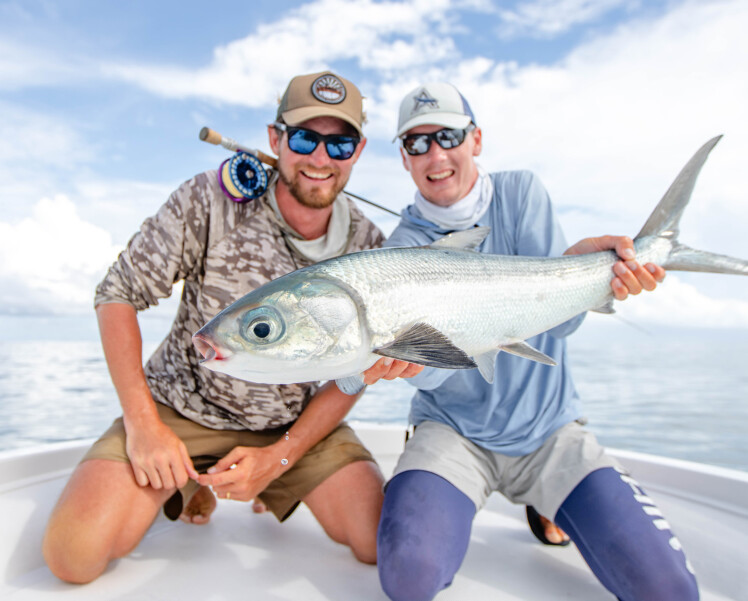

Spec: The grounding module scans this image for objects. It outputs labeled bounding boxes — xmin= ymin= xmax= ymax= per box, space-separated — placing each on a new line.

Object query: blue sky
xmin=1 ymin=0 xmax=747 ymax=328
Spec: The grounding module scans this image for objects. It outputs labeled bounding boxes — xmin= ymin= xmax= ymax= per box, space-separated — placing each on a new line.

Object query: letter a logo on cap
xmin=412 ymin=88 xmax=439 ymax=114
xmin=312 ymin=74 xmax=347 ymax=104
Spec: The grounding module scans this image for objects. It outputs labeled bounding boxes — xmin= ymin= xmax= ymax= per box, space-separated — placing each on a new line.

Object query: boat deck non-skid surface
xmin=1 ymin=427 xmax=746 ymax=600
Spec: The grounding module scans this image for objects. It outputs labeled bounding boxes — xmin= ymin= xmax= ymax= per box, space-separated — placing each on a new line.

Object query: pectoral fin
xmin=335 ymin=375 xmax=366 ymax=395
xmin=501 ymin=341 xmax=557 ymax=366
xmin=375 ymin=323 xmax=477 ymax=370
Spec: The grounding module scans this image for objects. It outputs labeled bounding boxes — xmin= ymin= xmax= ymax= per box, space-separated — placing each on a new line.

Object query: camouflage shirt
xmin=95 ymin=170 xmax=384 ymax=431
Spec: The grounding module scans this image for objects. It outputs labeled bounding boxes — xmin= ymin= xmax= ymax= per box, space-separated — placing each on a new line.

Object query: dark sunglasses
xmin=273 ymin=122 xmax=361 ymax=160
xmin=400 ymin=125 xmax=475 ymax=156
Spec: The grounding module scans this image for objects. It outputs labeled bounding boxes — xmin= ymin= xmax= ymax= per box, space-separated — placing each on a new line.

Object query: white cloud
xmin=103 ymin=0 xmax=457 ymax=107
xmin=0 ymin=100 xmax=173 ymax=248
xmin=71 ymin=177 xmax=177 ymax=245
xmin=0 ymin=196 xmax=122 ymax=314
xmin=3 ymin=0 xmax=747 ymax=328
xmin=0 ymin=100 xmax=98 ymax=229
xmin=359 ymin=0 xmax=748 ymax=327
xmin=497 ymin=0 xmax=630 ymax=38
xmin=614 ymin=276 xmax=748 ymax=328
xmin=0 ymin=101 xmax=91 ymax=166
xmin=0 ymin=39 xmax=85 ymax=90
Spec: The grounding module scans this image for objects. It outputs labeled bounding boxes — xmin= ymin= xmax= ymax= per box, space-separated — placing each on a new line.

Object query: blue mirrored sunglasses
xmin=273 ymin=122 xmax=360 ymax=160
xmin=400 ymin=125 xmax=475 ymax=156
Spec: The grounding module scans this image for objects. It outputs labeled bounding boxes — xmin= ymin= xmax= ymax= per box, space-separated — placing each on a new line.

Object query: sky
xmin=1 ymin=0 xmax=747 ymax=330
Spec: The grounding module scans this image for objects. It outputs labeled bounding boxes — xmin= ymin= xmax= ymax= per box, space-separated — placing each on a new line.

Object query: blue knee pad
xmin=377 ymin=470 xmax=475 ymax=601
xmin=555 ymin=467 xmax=699 ymax=601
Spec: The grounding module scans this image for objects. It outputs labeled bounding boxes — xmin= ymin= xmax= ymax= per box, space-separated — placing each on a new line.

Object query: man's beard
xmin=278 ymin=164 xmax=347 ymax=209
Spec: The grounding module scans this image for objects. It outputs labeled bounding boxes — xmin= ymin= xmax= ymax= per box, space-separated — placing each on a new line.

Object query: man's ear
xmin=400 ymin=147 xmax=411 ymax=172
xmin=350 ymin=137 xmax=367 ymax=164
xmin=268 ymin=125 xmax=281 ymax=155
xmin=472 ymin=126 xmax=483 ymax=157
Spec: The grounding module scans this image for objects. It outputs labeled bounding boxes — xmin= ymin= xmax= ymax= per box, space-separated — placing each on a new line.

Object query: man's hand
xmin=97 ymin=302 xmax=199 ymax=491
xmin=124 ymin=416 xmax=198 ymax=490
xmin=197 ymin=445 xmax=283 ymax=502
xmin=564 ymin=235 xmax=666 ymax=300
xmin=362 ymin=357 xmax=424 ymax=386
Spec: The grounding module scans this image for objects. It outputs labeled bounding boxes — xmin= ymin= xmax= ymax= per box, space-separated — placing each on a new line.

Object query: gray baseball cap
xmin=394 ymin=82 xmax=476 ymax=140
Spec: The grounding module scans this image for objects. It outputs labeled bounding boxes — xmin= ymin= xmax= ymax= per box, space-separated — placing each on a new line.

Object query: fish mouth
xmin=192 ymin=332 xmax=225 ymax=362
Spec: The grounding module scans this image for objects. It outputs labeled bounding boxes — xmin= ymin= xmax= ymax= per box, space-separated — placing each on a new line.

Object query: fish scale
xmin=192 ymin=136 xmax=748 ymax=392
xmin=310 ymin=240 xmax=659 ymax=353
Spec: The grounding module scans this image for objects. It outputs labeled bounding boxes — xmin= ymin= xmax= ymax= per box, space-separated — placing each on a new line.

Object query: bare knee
xmin=304 ymin=460 xmax=384 ymax=565
xmin=42 ymin=459 xmax=165 ymax=583
xmin=43 ymin=522 xmax=108 ymax=584
xmin=350 ymin=536 xmax=377 ymax=565
xmin=319 ymin=521 xmax=377 ymax=564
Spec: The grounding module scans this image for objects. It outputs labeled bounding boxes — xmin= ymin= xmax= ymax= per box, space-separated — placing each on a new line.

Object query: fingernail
xmin=646 ymin=264 xmax=657 ymax=274
xmin=621 ymin=248 xmax=635 ymax=260
xmin=384 ymin=358 xmax=393 ymax=366
xmin=625 ymin=261 xmax=638 ymax=271
xmin=207 ymin=467 xmax=216 ymax=474
xmin=614 ymin=263 xmax=626 ymax=276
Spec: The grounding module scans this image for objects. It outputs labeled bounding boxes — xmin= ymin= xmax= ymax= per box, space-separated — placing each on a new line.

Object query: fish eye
xmin=241 ymin=307 xmax=284 ymax=345
xmin=253 ymin=322 xmax=271 ymax=339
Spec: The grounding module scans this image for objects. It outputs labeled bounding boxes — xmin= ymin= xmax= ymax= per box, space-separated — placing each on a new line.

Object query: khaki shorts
xmin=392 ymin=420 xmax=621 ymax=521
xmin=82 ymin=402 xmax=376 ymax=522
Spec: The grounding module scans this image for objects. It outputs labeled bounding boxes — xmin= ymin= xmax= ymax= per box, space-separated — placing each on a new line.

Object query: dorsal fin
xmin=636 ymin=136 xmax=721 ymax=240
xmin=429 ymin=227 xmax=490 ymax=251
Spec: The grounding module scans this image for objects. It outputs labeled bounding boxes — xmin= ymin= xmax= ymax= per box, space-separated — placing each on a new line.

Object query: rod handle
xmin=254 ymin=150 xmax=277 ymax=167
xmin=199 ymin=127 xmax=224 ymax=146
xmin=199 ymin=127 xmax=277 ymax=167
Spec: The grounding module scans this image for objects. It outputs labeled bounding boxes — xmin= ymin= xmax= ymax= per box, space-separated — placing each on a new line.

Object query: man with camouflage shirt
xmin=43 ymin=71 xmax=419 ymax=584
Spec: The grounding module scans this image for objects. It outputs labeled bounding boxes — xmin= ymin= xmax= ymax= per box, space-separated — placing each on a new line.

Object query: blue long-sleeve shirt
xmin=384 ymin=170 xmax=585 ymax=455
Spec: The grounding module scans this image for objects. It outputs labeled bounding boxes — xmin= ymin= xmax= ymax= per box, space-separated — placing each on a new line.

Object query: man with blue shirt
xmin=375 ymin=82 xmax=699 ymax=601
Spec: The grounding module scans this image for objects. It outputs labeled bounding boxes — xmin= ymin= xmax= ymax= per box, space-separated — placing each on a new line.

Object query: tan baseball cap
xmin=276 ymin=71 xmax=365 ymax=136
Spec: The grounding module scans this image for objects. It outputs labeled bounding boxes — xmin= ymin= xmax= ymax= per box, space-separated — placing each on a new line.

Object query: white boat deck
xmin=1 ymin=425 xmax=747 ymax=600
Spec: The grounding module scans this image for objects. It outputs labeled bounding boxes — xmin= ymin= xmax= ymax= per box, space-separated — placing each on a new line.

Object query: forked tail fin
xmin=636 ymin=135 xmax=748 ymax=276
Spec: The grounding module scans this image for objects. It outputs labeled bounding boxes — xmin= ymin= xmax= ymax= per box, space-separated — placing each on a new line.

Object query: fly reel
xmin=218 ymin=151 xmax=268 ymax=202
xmin=200 ymin=127 xmax=276 ymax=203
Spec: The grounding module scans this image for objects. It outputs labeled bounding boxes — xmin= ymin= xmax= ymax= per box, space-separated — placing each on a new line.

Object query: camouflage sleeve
xmin=94 ymin=172 xmax=213 ymax=311
xmin=346 ymin=200 xmax=385 ymax=251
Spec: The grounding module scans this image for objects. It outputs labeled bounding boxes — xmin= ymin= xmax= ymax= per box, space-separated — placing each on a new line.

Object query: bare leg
xmin=303 ymin=460 xmax=384 ymax=564
xmin=43 ymin=459 xmax=174 ymax=583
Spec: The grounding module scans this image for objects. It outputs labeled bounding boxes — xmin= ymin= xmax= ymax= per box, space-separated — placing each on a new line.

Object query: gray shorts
xmin=391 ymin=420 xmax=621 ymax=520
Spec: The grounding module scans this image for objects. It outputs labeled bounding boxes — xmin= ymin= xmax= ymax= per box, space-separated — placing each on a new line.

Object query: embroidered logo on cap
xmin=311 ymin=74 xmax=347 ymax=104
xmin=412 ymin=88 xmax=439 ymax=113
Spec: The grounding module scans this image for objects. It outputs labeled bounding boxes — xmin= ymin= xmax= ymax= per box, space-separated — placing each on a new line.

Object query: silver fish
xmin=193 ymin=136 xmax=748 ymax=394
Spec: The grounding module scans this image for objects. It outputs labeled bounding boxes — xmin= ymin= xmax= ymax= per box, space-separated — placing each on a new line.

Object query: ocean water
xmin=1 ymin=314 xmax=746 ymax=473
